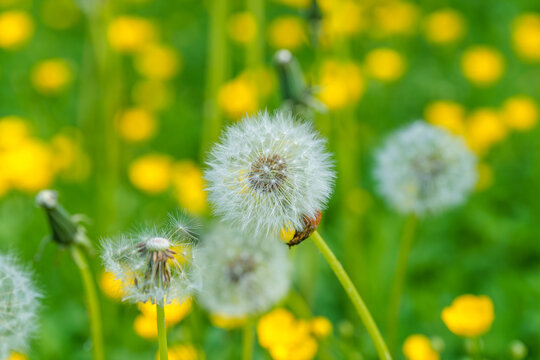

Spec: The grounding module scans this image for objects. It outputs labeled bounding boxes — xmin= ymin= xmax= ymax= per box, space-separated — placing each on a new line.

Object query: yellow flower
xmin=461 ymin=46 xmax=504 ymax=86
xmin=501 ymin=95 xmax=538 ymax=131
xmin=279 ymin=225 xmax=295 ymax=243
xmin=31 ymin=59 xmax=73 ymax=95
xmin=424 ymin=100 xmax=466 ymax=135
xmin=0 ymin=116 xmax=30 ymax=149
xmin=156 ymin=344 xmax=200 ymax=360
xmin=402 ymin=334 xmax=439 ymax=360
xmin=0 ymin=11 xmax=34 ymax=49
xmin=422 ymin=9 xmax=465 ymax=44
xmin=217 ymin=77 xmax=258 ymax=120
xmin=132 ymin=80 xmax=173 ymax=112
xmin=441 ymin=294 xmax=494 ymax=338
xmin=227 ymin=12 xmax=257 ymax=45
xmin=116 ymin=108 xmax=157 ymax=142
xmin=139 ymin=297 xmax=193 ymax=325
xmin=373 ymin=1 xmax=419 ymax=37
xmin=239 ymin=67 xmax=276 ymax=99
xmin=134 ymin=314 xmax=158 ymax=339
xmin=100 ymin=271 xmax=124 ymax=301
xmin=318 ymin=60 xmax=364 ymax=110
xmin=320 ymin=1 xmax=366 ymax=42
xmin=128 ymin=154 xmax=173 ymax=193
xmin=107 ymin=16 xmax=156 ymax=53
xmin=134 ymin=43 xmax=181 ymax=80
xmin=171 ymin=161 xmax=207 ymax=215
xmin=465 ymin=108 xmax=507 ymax=154
xmin=210 ymin=313 xmax=248 ymax=329
xmin=475 ymin=162 xmax=494 ymax=191
xmin=268 ymin=16 xmax=306 ymax=50
xmin=512 ymin=13 xmax=540 ymax=61
xmin=50 ymin=133 xmax=90 ymax=181
xmin=7 ymin=352 xmax=27 ymax=360
xmin=365 ymin=48 xmax=406 ymax=82
xmin=40 ymin=0 xmax=81 ymax=30
xmin=310 ymin=317 xmax=332 ymax=339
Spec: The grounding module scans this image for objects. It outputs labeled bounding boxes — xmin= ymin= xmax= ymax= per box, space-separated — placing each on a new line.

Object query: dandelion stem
xmin=156 ymin=304 xmax=168 ymax=360
xmin=310 ymin=231 xmax=392 ymax=360
xmin=242 ymin=319 xmax=254 ymax=360
xmin=71 ymin=246 xmax=105 ymax=360
xmin=386 ymin=214 xmax=418 ymax=355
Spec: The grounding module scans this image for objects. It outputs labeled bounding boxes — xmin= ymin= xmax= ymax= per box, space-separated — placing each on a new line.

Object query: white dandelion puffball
xmin=374 ymin=121 xmax=477 ymax=215
xmin=205 ymin=111 xmax=335 ymax=235
xmin=193 ymin=223 xmax=291 ymax=317
xmin=0 ymin=254 xmax=42 ymax=359
xmin=100 ymin=219 xmax=197 ymax=306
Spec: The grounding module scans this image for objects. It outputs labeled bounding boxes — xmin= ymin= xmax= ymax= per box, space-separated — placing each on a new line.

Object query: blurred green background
xmin=1 ymin=0 xmax=540 ymax=359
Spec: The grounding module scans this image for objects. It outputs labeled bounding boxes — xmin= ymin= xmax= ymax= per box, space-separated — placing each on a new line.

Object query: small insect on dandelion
xmin=374 ymin=121 xmax=477 ymax=216
xmin=0 ymin=253 xmax=42 ymax=359
xmin=204 ymin=111 xmax=334 ymax=240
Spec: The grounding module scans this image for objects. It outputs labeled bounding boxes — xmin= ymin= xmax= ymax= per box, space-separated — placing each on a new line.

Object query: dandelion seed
xmin=193 ymin=223 xmax=291 ymax=317
xmin=205 ymin=111 xmax=334 ymax=236
xmin=374 ymin=121 xmax=477 ymax=216
xmin=0 ymin=254 xmax=42 ymax=359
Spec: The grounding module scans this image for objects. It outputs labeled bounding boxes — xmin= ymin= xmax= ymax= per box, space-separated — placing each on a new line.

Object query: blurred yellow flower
xmin=501 ymin=95 xmax=538 ymax=131
xmin=365 ymin=48 xmax=406 ymax=82
xmin=31 ymin=59 xmax=73 ymax=95
xmin=0 ymin=10 xmax=34 ymax=49
xmin=373 ymin=1 xmax=419 ymax=37
xmin=107 ymin=16 xmax=156 ymax=53
xmin=465 ymin=108 xmax=507 ymax=154
xmin=0 ymin=116 xmax=30 ymax=149
xmin=424 ymin=100 xmax=466 ymax=135
xmin=134 ymin=314 xmax=158 ymax=339
xmin=422 ymin=9 xmax=465 ymax=44
xmin=227 ymin=12 xmax=257 ymax=45
xmin=217 ymin=77 xmax=258 ymax=119
xmin=50 ymin=133 xmax=90 ymax=181
xmin=155 ymin=344 xmax=200 ymax=360
xmin=100 ymin=271 xmax=124 ymax=301
xmin=318 ymin=60 xmax=364 ymax=110
xmin=512 ymin=13 xmax=540 ymax=61
xmin=41 ymin=0 xmax=81 ymax=30
xmin=210 ymin=313 xmax=248 ymax=329
xmin=461 ymin=46 xmax=504 ymax=86
xmin=275 ymin=0 xmax=310 ymax=8
xmin=135 ymin=43 xmax=181 ymax=80
xmin=279 ymin=225 xmax=295 ymax=243
xmin=310 ymin=316 xmax=332 ymax=339
xmin=441 ymin=294 xmax=494 ymax=337
xmin=268 ymin=16 xmax=306 ymax=50
xmin=128 ymin=153 xmax=173 ymax=193
xmin=139 ymin=297 xmax=193 ymax=325
xmin=320 ymin=1 xmax=366 ymax=42
xmin=476 ymin=162 xmax=494 ymax=191
xmin=239 ymin=67 xmax=276 ymax=98
xmin=116 ymin=108 xmax=157 ymax=142
xmin=171 ymin=161 xmax=207 ymax=215
xmin=132 ymin=80 xmax=173 ymax=112
xmin=402 ymin=334 xmax=439 ymax=360
xmin=7 ymin=352 xmax=27 ymax=360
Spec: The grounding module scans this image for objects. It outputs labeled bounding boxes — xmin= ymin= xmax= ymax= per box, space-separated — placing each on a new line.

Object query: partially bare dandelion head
xmin=0 ymin=253 xmax=42 ymax=359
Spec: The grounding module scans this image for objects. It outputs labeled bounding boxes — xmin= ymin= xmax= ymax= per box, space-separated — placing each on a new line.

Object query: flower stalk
xmin=242 ymin=319 xmax=254 ymax=360
xmin=156 ymin=304 xmax=168 ymax=360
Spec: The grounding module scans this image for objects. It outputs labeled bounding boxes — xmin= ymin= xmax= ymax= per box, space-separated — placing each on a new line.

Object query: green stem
xmin=241 ymin=319 xmax=254 ymax=360
xmin=386 ymin=214 xmax=418 ymax=355
xmin=246 ymin=0 xmax=264 ymax=69
xmin=310 ymin=231 xmax=392 ymax=360
xmin=157 ymin=304 xmax=168 ymax=360
xmin=70 ymin=246 xmax=105 ymax=360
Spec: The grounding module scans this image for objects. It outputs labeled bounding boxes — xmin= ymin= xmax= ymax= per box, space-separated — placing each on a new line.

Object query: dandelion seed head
xmin=0 ymin=254 xmax=41 ymax=359
xmin=374 ymin=121 xmax=477 ymax=216
xmin=205 ymin=111 xmax=335 ymax=235
xmin=193 ymin=223 xmax=291 ymax=317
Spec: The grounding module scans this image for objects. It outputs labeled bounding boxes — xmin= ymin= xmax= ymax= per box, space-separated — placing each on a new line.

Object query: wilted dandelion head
xmin=100 ymin=215 xmax=198 ymax=306
xmin=374 ymin=121 xmax=477 ymax=216
xmin=205 ymin=111 xmax=335 ymax=235
xmin=0 ymin=254 xmax=42 ymax=359
xmin=193 ymin=223 xmax=291 ymax=317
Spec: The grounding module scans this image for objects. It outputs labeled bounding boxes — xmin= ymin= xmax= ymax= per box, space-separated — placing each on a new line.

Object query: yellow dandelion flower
xmin=210 ymin=313 xmax=248 ymax=329
xmin=279 ymin=225 xmax=295 ymax=243
xmin=424 ymin=100 xmax=466 ymax=135
xmin=461 ymin=46 xmax=504 ymax=86
xmin=0 ymin=116 xmax=30 ymax=149
xmin=134 ymin=43 xmax=181 ymax=80
xmin=465 ymin=108 xmax=507 ymax=154
xmin=50 ymin=132 xmax=90 ymax=182
xmin=239 ymin=67 xmax=276 ymax=98
xmin=107 ymin=16 xmax=156 ymax=53
xmin=441 ymin=294 xmax=494 ymax=338
xmin=268 ymin=16 xmax=306 ymax=50
xmin=320 ymin=1 xmax=366 ymax=42
xmin=7 ymin=352 xmax=27 ymax=360
xmin=156 ymin=344 xmax=200 ymax=360
xmin=475 ymin=162 xmax=494 ymax=191
xmin=134 ymin=314 xmax=158 ymax=339
xmin=0 ymin=11 xmax=33 ymax=49
xmin=116 ymin=108 xmax=157 ymax=142
xmin=139 ymin=297 xmax=193 ymax=325
xmin=217 ymin=77 xmax=258 ymax=120
xmin=365 ymin=48 xmax=406 ymax=82
xmin=423 ymin=9 xmax=465 ymax=45
xmin=373 ymin=1 xmax=419 ymax=37
xmin=128 ymin=153 xmax=173 ymax=193
xmin=132 ymin=80 xmax=173 ymax=112
xmin=310 ymin=317 xmax=332 ymax=339
xmin=227 ymin=12 xmax=258 ymax=45
xmin=512 ymin=13 xmax=540 ymax=61
xmin=501 ymin=95 xmax=538 ymax=131
xmin=31 ymin=59 xmax=73 ymax=95
xmin=40 ymin=0 xmax=81 ymax=30
xmin=100 ymin=271 xmax=124 ymax=301
xmin=171 ymin=161 xmax=207 ymax=215
xmin=318 ymin=60 xmax=364 ymax=110
xmin=402 ymin=334 xmax=440 ymax=360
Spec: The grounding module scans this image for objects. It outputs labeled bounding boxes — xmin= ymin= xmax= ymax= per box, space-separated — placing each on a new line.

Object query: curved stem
xmin=241 ymin=319 xmax=254 ymax=360
xmin=157 ymin=304 xmax=168 ymax=360
xmin=386 ymin=214 xmax=418 ymax=355
xmin=310 ymin=231 xmax=392 ymax=360
xmin=71 ymin=246 xmax=105 ymax=360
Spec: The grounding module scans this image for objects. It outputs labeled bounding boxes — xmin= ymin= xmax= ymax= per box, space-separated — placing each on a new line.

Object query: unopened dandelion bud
xmin=509 ymin=340 xmax=527 ymax=360
xmin=285 ymin=210 xmax=322 ymax=247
